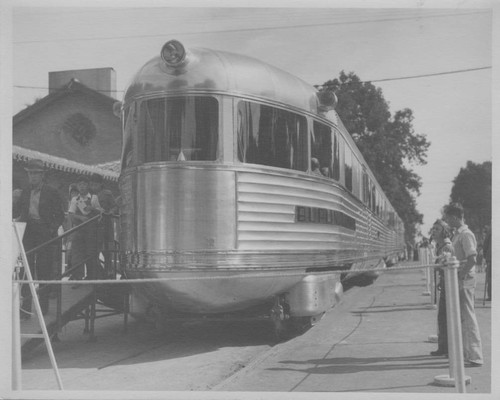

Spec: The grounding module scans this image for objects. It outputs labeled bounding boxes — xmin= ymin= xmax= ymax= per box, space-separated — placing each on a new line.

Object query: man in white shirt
xmin=68 ymin=175 xmax=102 ymax=281
xmin=443 ymin=202 xmax=483 ymax=367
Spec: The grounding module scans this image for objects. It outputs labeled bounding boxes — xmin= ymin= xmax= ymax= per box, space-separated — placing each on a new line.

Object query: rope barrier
xmin=14 ymin=246 xmax=472 ymax=392
xmin=13 ymin=260 xmax=463 ymax=285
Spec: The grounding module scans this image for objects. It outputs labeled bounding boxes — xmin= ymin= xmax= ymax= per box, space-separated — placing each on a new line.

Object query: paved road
xmin=20 ymin=264 xmax=492 ymax=396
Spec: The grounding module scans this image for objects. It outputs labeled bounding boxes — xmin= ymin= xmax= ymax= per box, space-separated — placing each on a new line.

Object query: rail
xmin=17 ymin=213 xmax=125 ymax=344
xmin=25 ymin=213 xmax=100 ymax=256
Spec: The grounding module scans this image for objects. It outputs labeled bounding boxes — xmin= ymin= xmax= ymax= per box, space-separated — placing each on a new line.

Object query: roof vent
xmin=316 ymin=87 xmax=337 ymax=112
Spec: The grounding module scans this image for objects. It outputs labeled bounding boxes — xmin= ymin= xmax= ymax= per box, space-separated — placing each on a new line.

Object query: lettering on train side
xmin=295 ymin=206 xmax=356 ymax=231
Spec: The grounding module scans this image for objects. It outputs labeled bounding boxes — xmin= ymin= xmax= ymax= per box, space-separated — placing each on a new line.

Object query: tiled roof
xmin=13 ymin=145 xmax=119 ymax=181
xmin=95 ymin=160 xmax=121 ymax=174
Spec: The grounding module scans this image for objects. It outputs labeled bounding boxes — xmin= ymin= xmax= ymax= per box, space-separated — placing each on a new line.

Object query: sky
xmin=7 ymin=0 xmax=496 ymax=237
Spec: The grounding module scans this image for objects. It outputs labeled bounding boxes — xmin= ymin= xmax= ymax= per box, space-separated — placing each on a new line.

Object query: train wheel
xmin=270 ymin=297 xmax=291 ymax=342
xmin=148 ymin=304 xmax=175 ymax=336
xmin=288 ymin=316 xmax=313 ymax=334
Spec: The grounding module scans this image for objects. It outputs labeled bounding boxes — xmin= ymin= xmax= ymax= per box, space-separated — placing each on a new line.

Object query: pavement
xmin=12 ymin=262 xmax=495 ymax=399
xmin=215 ymin=263 xmax=494 ymax=395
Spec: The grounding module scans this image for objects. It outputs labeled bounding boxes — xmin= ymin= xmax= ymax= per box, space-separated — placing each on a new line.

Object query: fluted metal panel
xmin=236 ymin=171 xmax=363 ymax=252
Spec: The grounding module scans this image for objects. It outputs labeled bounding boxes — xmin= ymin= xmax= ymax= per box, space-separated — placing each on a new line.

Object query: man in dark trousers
xmin=15 ymin=159 xmax=65 ymax=318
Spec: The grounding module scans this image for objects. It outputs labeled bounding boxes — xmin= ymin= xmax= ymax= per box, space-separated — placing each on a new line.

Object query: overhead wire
xmin=13 ymin=10 xmax=489 ymax=44
xmin=362 ymin=66 xmax=491 ymax=84
xmin=14 ymin=65 xmax=491 ymax=93
xmin=13 ymin=85 xmax=124 ymax=94
xmin=13 ymin=10 xmax=491 ymax=94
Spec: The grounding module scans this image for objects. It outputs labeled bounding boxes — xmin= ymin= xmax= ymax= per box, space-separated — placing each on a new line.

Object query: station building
xmin=12 ymin=68 xmax=121 ymax=202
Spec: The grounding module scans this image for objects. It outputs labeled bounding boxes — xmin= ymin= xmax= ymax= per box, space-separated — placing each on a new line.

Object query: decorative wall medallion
xmin=63 ymin=113 xmax=96 ymax=146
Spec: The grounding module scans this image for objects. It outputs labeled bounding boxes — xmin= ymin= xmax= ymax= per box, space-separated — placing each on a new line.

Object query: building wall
xmin=14 ymin=91 xmax=121 ymax=165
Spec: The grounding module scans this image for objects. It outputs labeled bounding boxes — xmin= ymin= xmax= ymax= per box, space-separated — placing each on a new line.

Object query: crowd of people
xmin=13 ymin=159 xmax=117 ymax=319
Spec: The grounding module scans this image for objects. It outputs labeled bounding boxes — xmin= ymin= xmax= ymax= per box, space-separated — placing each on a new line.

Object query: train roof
xmin=123 ymin=42 xmax=320 ymax=114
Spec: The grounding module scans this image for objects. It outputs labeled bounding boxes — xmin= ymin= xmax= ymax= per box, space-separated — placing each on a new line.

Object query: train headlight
xmin=316 ymin=88 xmax=338 ymax=112
xmin=161 ymin=40 xmax=187 ymax=67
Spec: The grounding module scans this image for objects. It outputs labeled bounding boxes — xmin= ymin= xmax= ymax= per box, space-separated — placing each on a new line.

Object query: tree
xmin=323 ymin=71 xmax=430 ymax=243
xmin=449 ymin=161 xmax=491 ymax=233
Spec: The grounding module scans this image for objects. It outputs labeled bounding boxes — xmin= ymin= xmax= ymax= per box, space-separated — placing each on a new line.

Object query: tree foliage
xmin=450 ymin=161 xmax=491 ymax=233
xmin=324 ymin=71 xmax=430 ymax=243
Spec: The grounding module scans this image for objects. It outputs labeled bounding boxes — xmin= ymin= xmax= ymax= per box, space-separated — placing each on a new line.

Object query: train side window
xmin=352 ymin=157 xmax=362 ymax=199
xmin=344 ymin=144 xmax=353 ymax=192
xmin=389 ymin=211 xmax=395 ymax=227
xmin=237 ymin=101 xmax=307 ymax=171
xmin=371 ymin=183 xmax=377 ymax=213
xmin=121 ymin=102 xmax=136 ymax=169
xmin=368 ymin=179 xmax=373 ymax=210
xmin=311 ymin=121 xmax=332 ymax=177
xmin=332 ymin=129 xmax=340 ymax=180
xmin=362 ymin=168 xmax=369 ymax=206
xmin=137 ymin=96 xmax=219 ymax=164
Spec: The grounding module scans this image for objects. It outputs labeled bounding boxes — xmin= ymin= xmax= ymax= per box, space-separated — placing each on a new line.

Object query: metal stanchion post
xmin=434 ymin=256 xmax=470 ymax=390
xmin=419 ymin=249 xmax=426 ymax=279
xmin=13 ymin=223 xmax=64 ymax=390
xmin=12 ymin=258 xmax=22 ymax=390
xmin=422 ymin=249 xmax=431 ymax=296
xmin=427 ymin=260 xmax=438 ymax=342
xmin=483 ymin=265 xmax=488 ymax=306
xmin=429 ymin=253 xmax=437 ymax=308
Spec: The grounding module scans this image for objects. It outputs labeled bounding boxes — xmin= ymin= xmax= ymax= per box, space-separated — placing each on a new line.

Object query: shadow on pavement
xmin=270 ymin=354 xmax=449 ymax=374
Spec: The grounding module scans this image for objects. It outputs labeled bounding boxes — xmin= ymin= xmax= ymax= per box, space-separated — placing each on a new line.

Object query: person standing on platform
xmin=89 ymin=173 xmax=117 ymax=277
xmin=429 ymin=219 xmax=454 ymax=356
xmin=482 ymin=225 xmax=491 ymax=301
xmin=62 ymin=184 xmax=79 ymax=275
xmin=89 ymin=174 xmax=117 ymax=214
xmin=14 ymin=159 xmax=65 ymax=318
xmin=443 ymin=202 xmax=484 ymax=367
xmin=68 ymin=175 xmax=103 ymax=281
xmin=12 ymin=188 xmax=23 ymax=219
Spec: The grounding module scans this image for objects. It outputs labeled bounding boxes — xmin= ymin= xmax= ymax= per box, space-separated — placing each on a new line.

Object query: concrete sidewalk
xmin=216 ymin=265 xmax=492 ymax=394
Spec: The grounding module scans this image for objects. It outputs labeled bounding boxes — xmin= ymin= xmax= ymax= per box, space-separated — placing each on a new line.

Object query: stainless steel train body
xmin=118 ymin=40 xmax=405 ymax=322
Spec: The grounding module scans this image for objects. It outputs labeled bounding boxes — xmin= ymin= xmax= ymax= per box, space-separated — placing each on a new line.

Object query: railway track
xmin=21 ymin=313 xmax=287 ymax=390
xmin=21 ymin=284 xmax=360 ymax=391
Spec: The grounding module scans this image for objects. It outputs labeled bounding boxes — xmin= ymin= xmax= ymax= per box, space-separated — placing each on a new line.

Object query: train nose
xmin=125 ymin=167 xmax=237 ymax=253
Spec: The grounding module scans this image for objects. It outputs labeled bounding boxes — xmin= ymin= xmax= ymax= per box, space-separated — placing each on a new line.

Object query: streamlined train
xmin=117 ymin=40 xmax=405 ymax=337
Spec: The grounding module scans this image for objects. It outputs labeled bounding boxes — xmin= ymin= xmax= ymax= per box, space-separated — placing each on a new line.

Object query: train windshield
xmin=122 ymin=96 xmax=219 ymax=168
xmin=237 ymin=101 xmax=308 ymax=171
